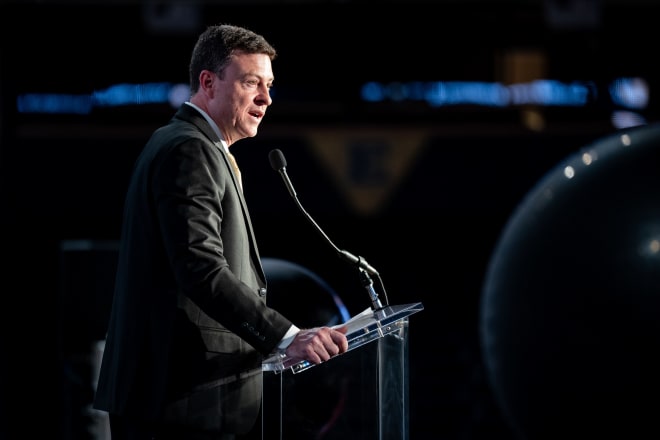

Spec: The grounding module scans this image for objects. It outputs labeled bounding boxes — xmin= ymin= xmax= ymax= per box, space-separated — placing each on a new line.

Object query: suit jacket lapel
xmin=173 ymin=105 xmax=267 ymax=284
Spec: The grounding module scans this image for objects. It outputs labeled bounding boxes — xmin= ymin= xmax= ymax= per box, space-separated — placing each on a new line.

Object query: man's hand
xmin=285 ymin=325 xmax=349 ymax=364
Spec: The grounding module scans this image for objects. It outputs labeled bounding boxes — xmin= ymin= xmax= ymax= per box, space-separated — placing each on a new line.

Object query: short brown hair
xmin=189 ymin=24 xmax=277 ymax=94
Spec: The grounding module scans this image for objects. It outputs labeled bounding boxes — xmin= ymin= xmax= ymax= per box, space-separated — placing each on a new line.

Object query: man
xmin=93 ymin=24 xmax=348 ymax=440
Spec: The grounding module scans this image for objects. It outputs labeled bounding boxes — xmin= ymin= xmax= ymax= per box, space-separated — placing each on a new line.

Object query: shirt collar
xmin=185 ymin=101 xmax=229 ymax=153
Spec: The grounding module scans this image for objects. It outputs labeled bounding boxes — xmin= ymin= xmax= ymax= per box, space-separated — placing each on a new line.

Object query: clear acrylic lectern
xmin=261 ymin=302 xmax=424 ymax=440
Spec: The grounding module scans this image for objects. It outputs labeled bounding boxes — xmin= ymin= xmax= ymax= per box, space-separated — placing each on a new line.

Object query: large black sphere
xmin=480 ymin=123 xmax=660 ymax=439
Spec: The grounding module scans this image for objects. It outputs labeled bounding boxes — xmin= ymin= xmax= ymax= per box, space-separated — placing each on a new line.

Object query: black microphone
xmin=268 ymin=149 xmax=380 ymax=278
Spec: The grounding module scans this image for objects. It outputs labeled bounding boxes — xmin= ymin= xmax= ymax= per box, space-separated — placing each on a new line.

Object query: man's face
xmin=210 ymin=52 xmax=274 ymax=145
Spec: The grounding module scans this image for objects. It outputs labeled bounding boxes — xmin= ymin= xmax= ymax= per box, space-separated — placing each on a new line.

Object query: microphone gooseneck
xmin=268 ymin=149 xmax=387 ymax=310
xmin=268 ymin=149 xmax=297 ymax=199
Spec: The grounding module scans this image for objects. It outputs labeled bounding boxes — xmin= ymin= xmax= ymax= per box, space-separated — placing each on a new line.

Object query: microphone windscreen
xmin=268 ymin=149 xmax=287 ymax=171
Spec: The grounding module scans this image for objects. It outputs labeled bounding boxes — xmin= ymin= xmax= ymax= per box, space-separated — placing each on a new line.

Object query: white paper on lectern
xmin=332 ymin=307 xmax=373 ymax=333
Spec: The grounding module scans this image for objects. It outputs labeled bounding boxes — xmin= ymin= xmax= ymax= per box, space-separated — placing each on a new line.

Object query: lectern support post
xmin=262 ymin=302 xmax=424 ymax=440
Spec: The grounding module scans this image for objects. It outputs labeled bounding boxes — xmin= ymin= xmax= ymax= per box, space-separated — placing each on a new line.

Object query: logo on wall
xmin=304 ymin=128 xmax=429 ymax=216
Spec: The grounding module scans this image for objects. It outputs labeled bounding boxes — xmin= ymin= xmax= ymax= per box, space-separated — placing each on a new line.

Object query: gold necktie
xmin=227 ymin=152 xmax=243 ymax=191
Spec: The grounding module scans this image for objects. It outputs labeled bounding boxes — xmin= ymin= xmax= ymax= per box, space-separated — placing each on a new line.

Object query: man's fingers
xmin=287 ymin=326 xmax=349 ymax=364
xmin=331 ymin=325 xmax=349 ymax=351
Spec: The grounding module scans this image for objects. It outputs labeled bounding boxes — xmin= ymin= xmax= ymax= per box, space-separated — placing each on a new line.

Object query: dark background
xmin=1 ymin=1 xmax=658 ymax=439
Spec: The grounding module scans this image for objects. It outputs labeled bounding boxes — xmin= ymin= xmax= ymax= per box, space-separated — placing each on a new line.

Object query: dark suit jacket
xmin=93 ymin=104 xmax=292 ymax=434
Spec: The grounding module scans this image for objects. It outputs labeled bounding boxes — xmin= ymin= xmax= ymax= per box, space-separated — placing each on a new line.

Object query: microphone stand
xmin=269 ymin=149 xmax=388 ymax=311
xmin=360 ymin=268 xmax=384 ymax=311
xmin=292 ymin=193 xmax=387 ymax=311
